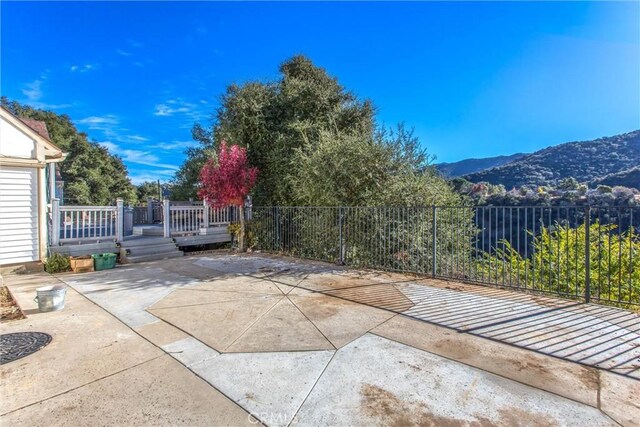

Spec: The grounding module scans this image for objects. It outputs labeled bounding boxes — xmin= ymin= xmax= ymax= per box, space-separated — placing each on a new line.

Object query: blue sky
xmin=2 ymin=1 xmax=639 ymax=184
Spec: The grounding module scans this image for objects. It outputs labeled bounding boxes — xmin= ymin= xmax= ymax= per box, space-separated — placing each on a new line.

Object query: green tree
xmin=597 ymin=185 xmax=613 ymax=194
xmin=170 ymin=123 xmax=217 ymax=200
xmin=136 ymin=181 xmax=161 ymax=202
xmin=173 ymin=55 xmax=374 ymax=204
xmin=558 ymin=177 xmax=579 ymax=191
xmin=479 ymin=222 xmax=640 ymax=306
xmin=1 ymin=98 xmax=136 ymax=205
xmin=249 ymin=125 xmax=471 ymax=270
xmin=290 ymin=126 xmax=458 ymax=207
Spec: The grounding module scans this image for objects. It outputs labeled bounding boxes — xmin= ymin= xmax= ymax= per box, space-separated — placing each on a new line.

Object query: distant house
xmin=0 ymin=106 xmax=65 ymax=267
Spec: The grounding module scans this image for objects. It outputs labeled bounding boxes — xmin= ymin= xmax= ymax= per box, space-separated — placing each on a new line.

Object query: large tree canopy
xmin=290 ymin=125 xmax=462 ymax=207
xmin=172 ymin=55 xmax=374 ymax=204
xmin=173 ymin=55 xmax=460 ymax=207
xmin=136 ymin=181 xmax=162 ymax=202
xmin=1 ymin=98 xmax=136 ymax=205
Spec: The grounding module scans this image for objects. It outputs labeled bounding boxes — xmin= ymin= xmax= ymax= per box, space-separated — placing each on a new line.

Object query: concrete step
xmin=122 ymin=243 xmax=179 ymax=257
xmin=123 ymin=251 xmax=184 ymax=264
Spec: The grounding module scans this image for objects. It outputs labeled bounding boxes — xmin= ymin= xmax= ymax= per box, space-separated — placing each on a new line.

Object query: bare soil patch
xmin=1 ymin=286 xmax=26 ymax=321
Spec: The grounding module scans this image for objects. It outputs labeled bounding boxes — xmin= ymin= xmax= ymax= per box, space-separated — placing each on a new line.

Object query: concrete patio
xmin=1 ymin=253 xmax=638 ymax=426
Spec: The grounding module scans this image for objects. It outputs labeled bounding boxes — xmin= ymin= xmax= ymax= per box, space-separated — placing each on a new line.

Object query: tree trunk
xmin=238 ymin=204 xmax=245 ymax=251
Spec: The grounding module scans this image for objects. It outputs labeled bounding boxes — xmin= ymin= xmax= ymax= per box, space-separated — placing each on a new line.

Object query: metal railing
xmin=248 ymin=206 xmax=639 ymax=308
xmin=132 ymin=200 xmax=164 ymax=225
xmin=52 ymin=199 xmax=122 ymax=244
xmin=132 ymin=206 xmax=148 ymax=224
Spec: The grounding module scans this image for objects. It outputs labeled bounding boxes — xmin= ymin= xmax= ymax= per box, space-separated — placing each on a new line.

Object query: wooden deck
xmin=49 ymin=223 xmax=231 ymax=260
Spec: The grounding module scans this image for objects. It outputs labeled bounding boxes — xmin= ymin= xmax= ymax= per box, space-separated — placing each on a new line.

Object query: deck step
xmin=174 ymin=233 xmax=231 ymax=246
xmin=121 ymin=243 xmax=179 ymax=257
xmin=120 ymin=237 xmax=174 ymax=248
xmin=119 ymin=236 xmax=183 ymax=263
xmin=123 ymin=251 xmax=184 ymax=264
xmin=50 ymin=242 xmax=118 ymax=257
xmin=141 ymin=227 xmax=164 ymax=236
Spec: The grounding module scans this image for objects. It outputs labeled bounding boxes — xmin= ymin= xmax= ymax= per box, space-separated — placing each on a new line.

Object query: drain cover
xmin=0 ymin=332 xmax=52 ymax=365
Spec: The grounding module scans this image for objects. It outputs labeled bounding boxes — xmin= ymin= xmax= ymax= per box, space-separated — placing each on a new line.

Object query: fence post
xmin=51 ymin=198 xmax=60 ymax=246
xmin=116 ymin=198 xmax=124 ymax=242
xmin=203 ymin=199 xmax=210 ymax=229
xmin=338 ymin=207 xmax=345 ymax=265
xmin=584 ymin=206 xmax=591 ymax=304
xmin=163 ymin=199 xmax=171 ymax=238
xmin=147 ymin=198 xmax=153 ymax=224
xmin=275 ymin=206 xmax=281 ymax=251
xmin=432 ymin=205 xmax=437 ymax=278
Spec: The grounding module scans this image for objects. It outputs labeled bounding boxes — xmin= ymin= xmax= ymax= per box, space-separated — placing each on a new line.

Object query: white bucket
xmin=34 ymin=285 xmax=67 ymax=312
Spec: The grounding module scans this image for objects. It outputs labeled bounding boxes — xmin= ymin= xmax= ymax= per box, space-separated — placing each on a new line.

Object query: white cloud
xmin=21 ymin=77 xmax=72 ymax=109
xmin=153 ymin=98 xmax=207 ymax=122
xmin=156 ymin=140 xmax=196 ymax=151
xmin=70 ymin=64 xmax=97 ymax=73
xmin=100 ymin=141 xmax=179 ymax=171
xmin=77 ymin=115 xmax=120 ymax=127
xmin=127 ymin=135 xmax=149 ymax=142
xmin=154 ymin=102 xmax=194 ymax=116
xmin=117 ymin=49 xmax=132 ymax=56
xmin=100 ymin=141 xmax=119 ymax=152
xmin=129 ymin=169 xmax=176 ymax=185
xmin=128 ymin=39 xmax=143 ymax=48
xmin=22 ymin=80 xmax=43 ymax=102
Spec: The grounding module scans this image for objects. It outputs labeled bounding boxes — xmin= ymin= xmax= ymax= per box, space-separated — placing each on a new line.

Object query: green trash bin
xmin=92 ymin=253 xmax=117 ymax=271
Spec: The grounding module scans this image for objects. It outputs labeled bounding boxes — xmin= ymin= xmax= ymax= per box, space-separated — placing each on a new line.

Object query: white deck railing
xmin=51 ymin=199 xmax=122 ymax=245
xmin=166 ymin=203 xmax=236 ymax=237
xmin=209 ymin=205 xmax=236 ymax=226
xmin=50 ymin=198 xmax=237 ymax=245
xmin=168 ymin=205 xmax=205 ymax=236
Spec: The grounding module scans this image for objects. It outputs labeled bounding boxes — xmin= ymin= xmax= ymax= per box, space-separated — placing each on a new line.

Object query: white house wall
xmin=0 ymin=115 xmax=37 ymax=159
xmin=0 ymin=166 xmax=39 ymax=264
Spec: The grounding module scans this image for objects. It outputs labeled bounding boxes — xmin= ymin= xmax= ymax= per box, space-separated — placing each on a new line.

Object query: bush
xmin=478 ymin=221 xmax=640 ymax=306
xmin=44 ymin=253 xmax=71 ymax=273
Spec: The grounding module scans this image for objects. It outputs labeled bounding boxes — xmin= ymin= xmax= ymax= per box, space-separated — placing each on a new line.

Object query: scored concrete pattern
xmin=25 ymin=253 xmax=639 ymax=426
xmin=292 ymin=334 xmax=615 ymax=427
xmin=225 ymin=298 xmax=334 ymax=352
xmin=191 ymin=350 xmax=335 ymax=426
xmin=3 ymin=356 xmax=256 ymax=426
xmin=0 ymin=273 xmax=255 ymax=426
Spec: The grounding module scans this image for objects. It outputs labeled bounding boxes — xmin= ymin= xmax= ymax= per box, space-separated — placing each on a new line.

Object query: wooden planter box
xmin=70 ymin=256 xmax=94 ymax=273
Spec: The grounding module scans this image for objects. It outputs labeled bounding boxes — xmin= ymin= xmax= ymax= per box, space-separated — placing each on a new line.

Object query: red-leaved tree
xmin=198 ymin=141 xmax=258 ymax=250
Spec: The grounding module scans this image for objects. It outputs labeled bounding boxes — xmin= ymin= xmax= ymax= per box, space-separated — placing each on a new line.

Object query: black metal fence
xmin=248 ymin=206 xmax=639 ymax=308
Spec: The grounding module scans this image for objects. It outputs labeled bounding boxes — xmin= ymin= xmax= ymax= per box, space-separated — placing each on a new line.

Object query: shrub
xmin=44 ymin=253 xmax=71 ymax=273
xmin=478 ymin=221 xmax=640 ymax=306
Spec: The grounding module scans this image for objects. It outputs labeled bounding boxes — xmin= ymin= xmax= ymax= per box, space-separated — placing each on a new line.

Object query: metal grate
xmin=0 ymin=332 xmax=52 ymax=365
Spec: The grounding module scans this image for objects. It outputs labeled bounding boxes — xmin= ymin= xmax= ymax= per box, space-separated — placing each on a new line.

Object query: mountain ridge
xmin=461 ymin=130 xmax=640 ymax=189
xmin=436 ymin=153 xmax=527 ymax=178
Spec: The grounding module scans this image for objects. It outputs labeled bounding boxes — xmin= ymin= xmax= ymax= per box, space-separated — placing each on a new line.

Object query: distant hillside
xmin=436 ymin=153 xmax=527 ymax=178
xmin=463 ymin=130 xmax=640 ymax=189
xmin=590 ymin=166 xmax=640 ymax=189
